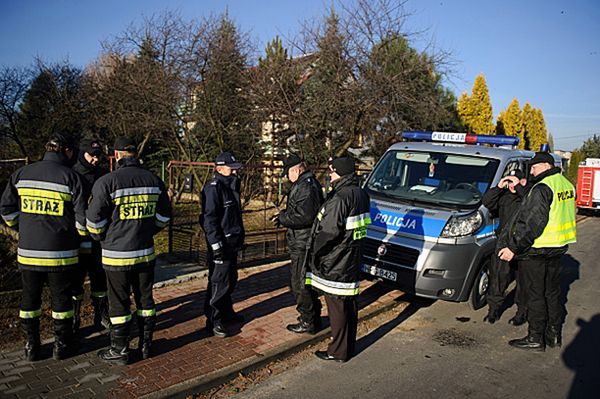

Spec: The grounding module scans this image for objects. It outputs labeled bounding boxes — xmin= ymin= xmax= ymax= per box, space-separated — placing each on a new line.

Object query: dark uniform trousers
xmin=204 ymin=249 xmax=238 ymax=324
xmin=325 ymin=295 xmax=358 ymax=361
xmin=106 ymin=266 xmax=155 ymax=320
xmin=290 ymin=252 xmax=321 ymax=324
xmin=21 ymin=270 xmax=73 ymax=317
xmin=521 ymin=256 xmax=563 ymax=338
xmin=487 ymin=256 xmax=527 ymax=315
xmin=72 ymin=250 xmax=107 ymax=300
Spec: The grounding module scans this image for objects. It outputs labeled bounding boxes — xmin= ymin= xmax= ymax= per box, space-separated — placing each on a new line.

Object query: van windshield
xmin=366 ymin=150 xmax=500 ymax=208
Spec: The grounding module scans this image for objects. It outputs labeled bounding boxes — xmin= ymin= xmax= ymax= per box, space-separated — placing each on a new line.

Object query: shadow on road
xmin=562 ymin=313 xmax=600 ymax=399
xmin=354 ymin=294 xmax=434 ymax=356
xmin=560 ymin=254 xmax=580 ymax=325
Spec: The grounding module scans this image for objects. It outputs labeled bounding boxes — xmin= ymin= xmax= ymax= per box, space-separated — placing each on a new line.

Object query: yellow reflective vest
xmin=531 ymin=173 xmax=576 ymax=248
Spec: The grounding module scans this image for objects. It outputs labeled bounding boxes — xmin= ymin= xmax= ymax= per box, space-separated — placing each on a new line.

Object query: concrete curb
xmin=143 ymin=294 xmax=408 ymax=399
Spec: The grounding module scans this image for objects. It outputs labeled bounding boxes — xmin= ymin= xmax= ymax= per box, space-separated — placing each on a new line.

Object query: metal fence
xmin=166 ymin=160 xmax=371 ymax=266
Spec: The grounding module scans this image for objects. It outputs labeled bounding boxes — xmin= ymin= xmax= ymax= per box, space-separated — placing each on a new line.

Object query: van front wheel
xmin=469 ymin=259 xmax=490 ymax=310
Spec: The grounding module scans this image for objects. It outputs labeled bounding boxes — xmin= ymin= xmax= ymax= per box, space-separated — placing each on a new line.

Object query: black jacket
xmin=73 ymin=153 xmax=108 ymax=256
xmin=200 ymin=172 xmax=245 ymax=253
xmin=482 ymin=182 xmax=528 ymax=233
xmin=278 ymin=171 xmax=323 ymax=255
xmin=306 ymin=174 xmax=370 ymax=297
xmin=73 ymin=153 xmax=109 ymax=192
xmin=86 ymin=157 xmax=172 ymax=271
xmin=0 ymin=152 xmax=87 ymax=271
xmin=502 ymin=167 xmax=568 ymax=259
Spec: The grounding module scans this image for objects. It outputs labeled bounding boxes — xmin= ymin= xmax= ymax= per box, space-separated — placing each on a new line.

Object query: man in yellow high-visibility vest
xmin=498 ymin=152 xmax=576 ymax=352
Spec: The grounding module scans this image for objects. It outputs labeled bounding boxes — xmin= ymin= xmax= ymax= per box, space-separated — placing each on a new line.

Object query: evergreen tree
xmin=458 ymin=74 xmax=494 ymax=135
xmin=470 ymin=74 xmax=494 ymax=135
xmin=17 ymin=63 xmax=85 ymax=160
xmin=521 ymin=102 xmax=533 ymax=151
xmin=191 ymin=13 xmax=257 ymax=163
xmin=567 ymin=149 xmax=585 ymax=185
xmin=496 ymin=98 xmax=523 ymax=147
xmin=457 ymin=91 xmax=472 ymax=132
xmin=363 ymin=34 xmax=461 ymax=156
xmin=528 ymin=108 xmax=549 ymax=152
xmin=580 ymin=134 xmax=600 ymax=158
xmin=258 ymin=36 xmax=288 ymax=67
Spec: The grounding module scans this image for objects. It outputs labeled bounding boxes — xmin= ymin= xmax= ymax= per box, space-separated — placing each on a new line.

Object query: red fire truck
xmin=576 ymin=158 xmax=600 ymax=211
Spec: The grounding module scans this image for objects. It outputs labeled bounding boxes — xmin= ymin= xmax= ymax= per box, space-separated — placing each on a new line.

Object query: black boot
xmin=286 ymin=321 xmax=316 ymax=334
xmin=483 ymin=308 xmax=500 ymax=324
xmin=53 ymin=318 xmax=77 ymax=360
xmin=21 ymin=318 xmax=40 ymax=362
xmin=92 ymin=296 xmax=110 ymax=330
xmin=545 ymin=325 xmax=562 ymax=348
xmin=98 ymin=323 xmax=130 ymax=365
xmin=72 ymin=299 xmax=82 ymax=335
xmin=508 ymin=312 xmax=527 ymax=326
xmin=137 ymin=315 xmax=156 ymax=360
xmin=508 ymin=334 xmax=545 ymax=352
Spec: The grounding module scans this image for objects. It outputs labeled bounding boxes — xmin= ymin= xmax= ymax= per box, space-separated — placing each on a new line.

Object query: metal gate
xmin=166 ymin=160 xmax=371 ymax=266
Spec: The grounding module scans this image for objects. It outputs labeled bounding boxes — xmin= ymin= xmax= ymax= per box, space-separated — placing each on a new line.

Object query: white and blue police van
xmin=361 ymin=131 xmax=539 ymax=309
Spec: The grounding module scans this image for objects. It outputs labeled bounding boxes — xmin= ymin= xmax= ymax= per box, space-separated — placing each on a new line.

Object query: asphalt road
xmin=235 ymin=217 xmax=600 ymax=399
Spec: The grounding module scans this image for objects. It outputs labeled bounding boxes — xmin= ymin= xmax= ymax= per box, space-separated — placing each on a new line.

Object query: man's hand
xmin=270 ymin=213 xmax=281 ymax=228
xmin=498 ymin=247 xmax=515 ymax=261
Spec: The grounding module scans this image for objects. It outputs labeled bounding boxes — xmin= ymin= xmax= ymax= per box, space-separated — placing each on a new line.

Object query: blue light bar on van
xmin=402 ymin=131 xmax=520 ymax=146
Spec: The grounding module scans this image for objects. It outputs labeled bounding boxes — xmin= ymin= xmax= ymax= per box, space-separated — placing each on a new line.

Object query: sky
xmin=0 ymin=0 xmax=598 ymax=151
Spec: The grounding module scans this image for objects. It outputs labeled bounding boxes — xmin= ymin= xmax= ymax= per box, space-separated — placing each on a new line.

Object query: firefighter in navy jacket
xmin=0 ymin=133 xmax=87 ymax=362
xmin=200 ymin=152 xmax=245 ymax=338
xmin=306 ymin=157 xmax=371 ymax=362
xmin=72 ymin=139 xmax=109 ymax=333
xmin=87 ymin=137 xmax=171 ymax=364
xmin=273 ymin=154 xmax=323 ymax=334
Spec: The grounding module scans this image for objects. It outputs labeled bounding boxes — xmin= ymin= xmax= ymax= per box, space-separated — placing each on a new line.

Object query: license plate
xmin=361 ymin=264 xmax=398 ymax=282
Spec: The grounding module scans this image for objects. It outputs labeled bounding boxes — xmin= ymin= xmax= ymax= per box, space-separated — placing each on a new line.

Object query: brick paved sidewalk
xmin=0 ymin=261 xmax=404 ymax=399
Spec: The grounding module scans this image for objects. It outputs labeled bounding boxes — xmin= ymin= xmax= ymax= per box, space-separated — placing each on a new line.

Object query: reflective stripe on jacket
xmin=86 ymin=157 xmax=172 ymax=271
xmin=305 ymin=173 xmax=371 ymax=297
xmin=0 ymin=152 xmax=87 ymax=272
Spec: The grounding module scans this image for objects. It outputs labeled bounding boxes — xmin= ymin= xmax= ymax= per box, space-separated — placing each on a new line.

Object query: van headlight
xmin=441 ymin=211 xmax=483 ymax=238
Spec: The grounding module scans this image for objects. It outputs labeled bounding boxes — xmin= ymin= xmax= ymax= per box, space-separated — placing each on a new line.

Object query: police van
xmin=361 ymin=131 xmax=540 ymax=309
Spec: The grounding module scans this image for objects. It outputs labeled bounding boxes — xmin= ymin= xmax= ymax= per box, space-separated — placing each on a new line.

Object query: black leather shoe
xmin=483 ymin=310 xmax=499 ymax=324
xmin=315 ymin=350 xmax=346 ymax=363
xmin=286 ymin=321 xmax=316 ymax=335
xmin=508 ymin=335 xmax=545 ymax=352
xmin=212 ymin=323 xmax=228 ymax=338
xmin=545 ymin=326 xmax=562 ymax=348
xmin=508 ymin=313 xmax=527 ymax=326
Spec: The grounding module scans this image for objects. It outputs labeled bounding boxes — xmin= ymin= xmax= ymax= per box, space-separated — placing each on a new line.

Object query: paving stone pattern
xmin=0 ymin=261 xmax=401 ymax=398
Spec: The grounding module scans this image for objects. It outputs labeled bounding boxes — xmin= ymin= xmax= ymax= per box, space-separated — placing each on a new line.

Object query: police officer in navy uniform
xmin=482 ymin=169 xmax=529 ymax=325
xmin=306 ymin=157 xmax=371 ymax=362
xmin=201 ymin=152 xmax=245 ymax=338
xmin=72 ymin=139 xmax=110 ymax=333
xmin=87 ymin=137 xmax=172 ymax=364
xmin=1 ymin=133 xmax=87 ymax=361
xmin=272 ymin=154 xmax=323 ymax=334
xmin=499 ymin=152 xmax=576 ymax=351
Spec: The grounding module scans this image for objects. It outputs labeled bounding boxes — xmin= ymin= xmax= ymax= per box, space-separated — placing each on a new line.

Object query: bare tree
xmin=0 ymin=66 xmax=31 ymax=158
